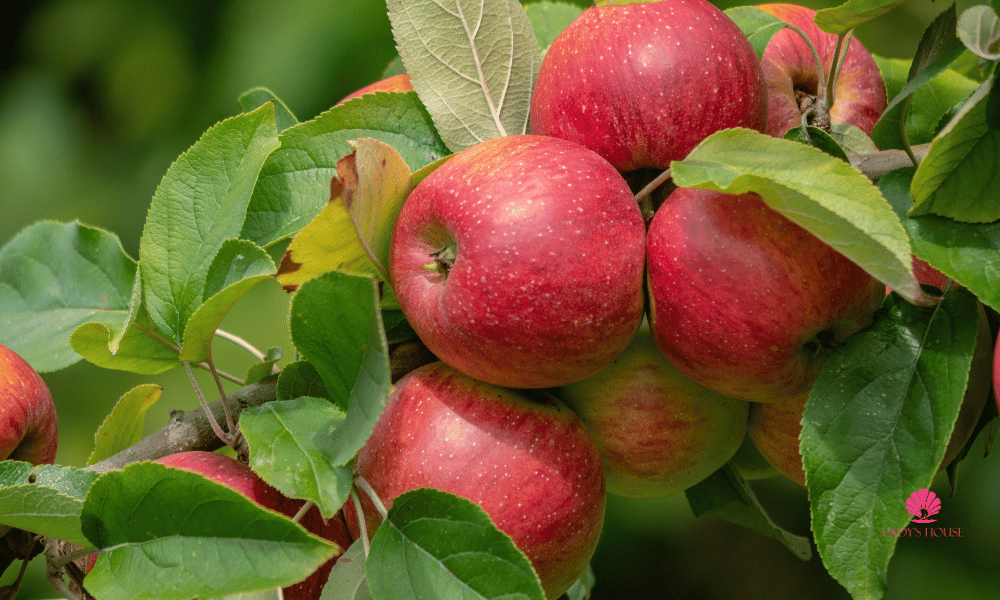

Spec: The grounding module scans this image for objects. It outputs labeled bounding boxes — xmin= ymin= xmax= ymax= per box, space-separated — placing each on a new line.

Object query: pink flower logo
xmin=906 ymin=489 xmax=941 ymax=523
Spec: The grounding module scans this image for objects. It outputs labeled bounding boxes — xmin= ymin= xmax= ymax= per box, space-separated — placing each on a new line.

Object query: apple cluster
xmin=344 ymin=1 xmax=913 ymax=597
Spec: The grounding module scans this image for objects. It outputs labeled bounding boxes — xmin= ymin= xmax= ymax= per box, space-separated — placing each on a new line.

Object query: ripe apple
xmin=560 ymin=323 xmax=749 ymax=498
xmin=530 ymin=0 xmax=767 ymax=173
xmin=336 ymin=73 xmax=413 ymax=105
xmin=646 ymin=188 xmax=885 ymax=403
xmin=750 ymin=302 xmax=994 ymax=487
xmin=389 ymin=134 xmax=646 ymax=389
xmin=887 ymin=256 xmax=949 ymax=295
xmin=0 ymin=343 xmax=58 ymax=465
xmin=758 ymin=3 xmax=887 ymax=137
xmin=346 ymin=361 xmax=606 ymax=599
xmin=155 ymin=451 xmax=353 ymax=600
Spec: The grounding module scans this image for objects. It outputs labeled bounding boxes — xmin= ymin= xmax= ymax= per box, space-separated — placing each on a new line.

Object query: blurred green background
xmin=1 ymin=0 xmax=997 ymax=598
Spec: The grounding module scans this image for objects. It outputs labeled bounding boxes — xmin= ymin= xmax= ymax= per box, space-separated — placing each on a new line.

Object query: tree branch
xmin=851 ymin=143 xmax=931 ymax=182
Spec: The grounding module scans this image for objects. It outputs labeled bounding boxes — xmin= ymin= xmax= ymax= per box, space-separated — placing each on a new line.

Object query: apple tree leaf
xmin=275 ymin=139 xmax=414 ymax=292
xmin=241 ymin=92 xmax=449 ymax=248
xmin=320 ymin=541 xmax=372 ymax=600
xmin=139 ymin=102 xmax=280 ymax=344
xmin=240 ymin=397 xmax=354 ymax=520
xmin=524 ymin=1 xmax=584 ymax=50
xmin=0 ymin=462 xmax=99 ymax=546
xmin=178 ymin=239 xmax=276 ymax=363
xmin=813 ymin=0 xmax=906 ymax=36
xmin=873 ymin=55 xmax=980 ymax=148
xmin=670 ymin=128 xmax=932 ymax=307
xmin=871 ymin=5 xmax=969 ymax=150
xmin=238 ymin=87 xmax=300 ymax=133
xmin=387 ymin=0 xmax=539 ymax=152
xmin=276 ymin=360 xmax=331 ymax=402
xmin=685 ymin=463 xmax=812 ymax=561
xmin=86 ymin=384 xmax=163 ymax=466
xmin=784 ymin=126 xmax=850 ymax=162
xmin=367 ymin=488 xmax=546 ymax=600
xmin=830 ymin=121 xmax=879 ymax=155
xmin=724 ymin=6 xmax=787 ymax=59
xmin=804 ymin=288 xmax=980 ymax=600
xmin=289 ymin=271 xmax=392 ymax=466
xmin=882 ymin=168 xmax=1000 ymax=315
xmin=245 ymin=346 xmax=283 ymax=386
xmin=957 ymin=4 xmax=1000 ymax=61
xmin=910 ymin=74 xmax=1000 ymax=223
xmin=0 ymin=221 xmax=137 ymax=372
xmin=81 ymin=462 xmax=337 ymax=600
xmin=70 ymin=305 xmax=181 ymax=375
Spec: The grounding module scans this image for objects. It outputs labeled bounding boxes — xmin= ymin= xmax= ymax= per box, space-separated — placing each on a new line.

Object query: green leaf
xmin=81 ymin=462 xmax=337 ymax=600
xmin=139 ymin=102 xmax=280 ymax=343
xmin=804 ymin=289 xmax=980 ymax=600
xmin=240 ymin=397 xmax=353 ymax=519
xmin=724 ymin=6 xmax=787 ymax=59
xmin=813 ymin=0 xmax=906 ymax=36
xmin=291 ymin=272 xmax=392 ymax=467
xmin=910 ymin=74 xmax=1000 ymax=223
xmin=685 ymin=464 xmax=812 ymax=561
xmin=958 ymin=4 xmax=1000 ymax=61
xmin=387 ymin=0 xmax=539 ymax=151
xmin=241 ymin=93 xmax=449 ymax=247
xmin=320 ymin=541 xmax=371 ymax=600
xmin=873 ymin=55 xmax=980 ymax=148
xmin=783 ymin=126 xmax=850 ymax=162
xmin=239 ymin=87 xmax=300 ymax=132
xmin=0 ymin=221 xmax=137 ymax=372
xmin=670 ymin=128 xmax=931 ymax=306
xmin=367 ymin=488 xmax=545 ymax=600
xmin=275 ymin=139 xmax=415 ymax=292
xmin=276 ymin=360 xmax=331 ymax=402
xmin=830 ymin=121 xmax=879 ymax=155
xmin=246 ymin=347 xmax=282 ymax=385
xmin=87 ymin=384 xmax=163 ymax=466
xmin=524 ymin=1 xmax=584 ymax=50
xmin=178 ymin=240 xmax=276 ymax=363
xmin=881 ymin=168 xmax=1000 ymax=314
xmin=871 ymin=5 xmax=968 ymax=150
xmin=70 ymin=305 xmax=181 ymax=374
xmin=0 ymin=461 xmax=99 ymax=546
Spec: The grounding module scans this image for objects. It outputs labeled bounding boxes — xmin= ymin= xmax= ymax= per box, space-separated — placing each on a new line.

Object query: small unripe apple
xmin=155 ymin=451 xmax=353 ymax=600
xmin=758 ymin=3 xmax=887 ymax=137
xmin=750 ymin=302 xmax=994 ymax=486
xmin=561 ymin=324 xmax=749 ymax=498
xmin=646 ymin=188 xmax=885 ymax=403
xmin=530 ymin=0 xmax=767 ymax=173
xmin=390 ymin=134 xmax=646 ymax=389
xmin=0 ymin=343 xmax=58 ymax=465
xmin=336 ymin=73 xmax=413 ymax=105
xmin=347 ymin=362 xmax=606 ymax=600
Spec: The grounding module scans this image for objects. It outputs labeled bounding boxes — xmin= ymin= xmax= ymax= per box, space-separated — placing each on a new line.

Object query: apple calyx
xmin=422 ymin=244 xmax=456 ymax=274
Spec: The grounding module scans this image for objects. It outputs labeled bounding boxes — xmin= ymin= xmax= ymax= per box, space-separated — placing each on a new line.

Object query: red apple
xmin=560 ymin=323 xmax=749 ymax=498
xmin=347 ymin=361 xmax=606 ymax=600
xmin=758 ymin=3 xmax=887 ymax=137
xmin=155 ymin=451 xmax=353 ymax=600
xmin=0 ymin=343 xmax=58 ymax=465
xmin=389 ymin=134 xmax=646 ymax=389
xmin=336 ymin=73 xmax=413 ymax=105
xmin=530 ymin=0 xmax=767 ymax=173
xmin=646 ymin=188 xmax=885 ymax=403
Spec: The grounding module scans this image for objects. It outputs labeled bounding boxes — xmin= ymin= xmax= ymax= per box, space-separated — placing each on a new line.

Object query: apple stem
xmin=215 ymin=329 xmax=280 ymax=375
xmin=354 ymin=475 xmax=390 ymax=520
xmin=351 ymin=491 xmax=371 ymax=559
xmin=424 ymin=245 xmax=457 ymax=274
xmin=184 ymin=361 xmax=233 ymax=449
xmin=634 ymin=167 xmax=672 ymax=206
xmin=46 ymin=544 xmax=96 ymax=572
xmin=292 ymin=500 xmax=315 ymax=524
xmin=783 ymin=22 xmax=831 ymax=129
xmin=826 ymin=30 xmax=854 ymax=112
